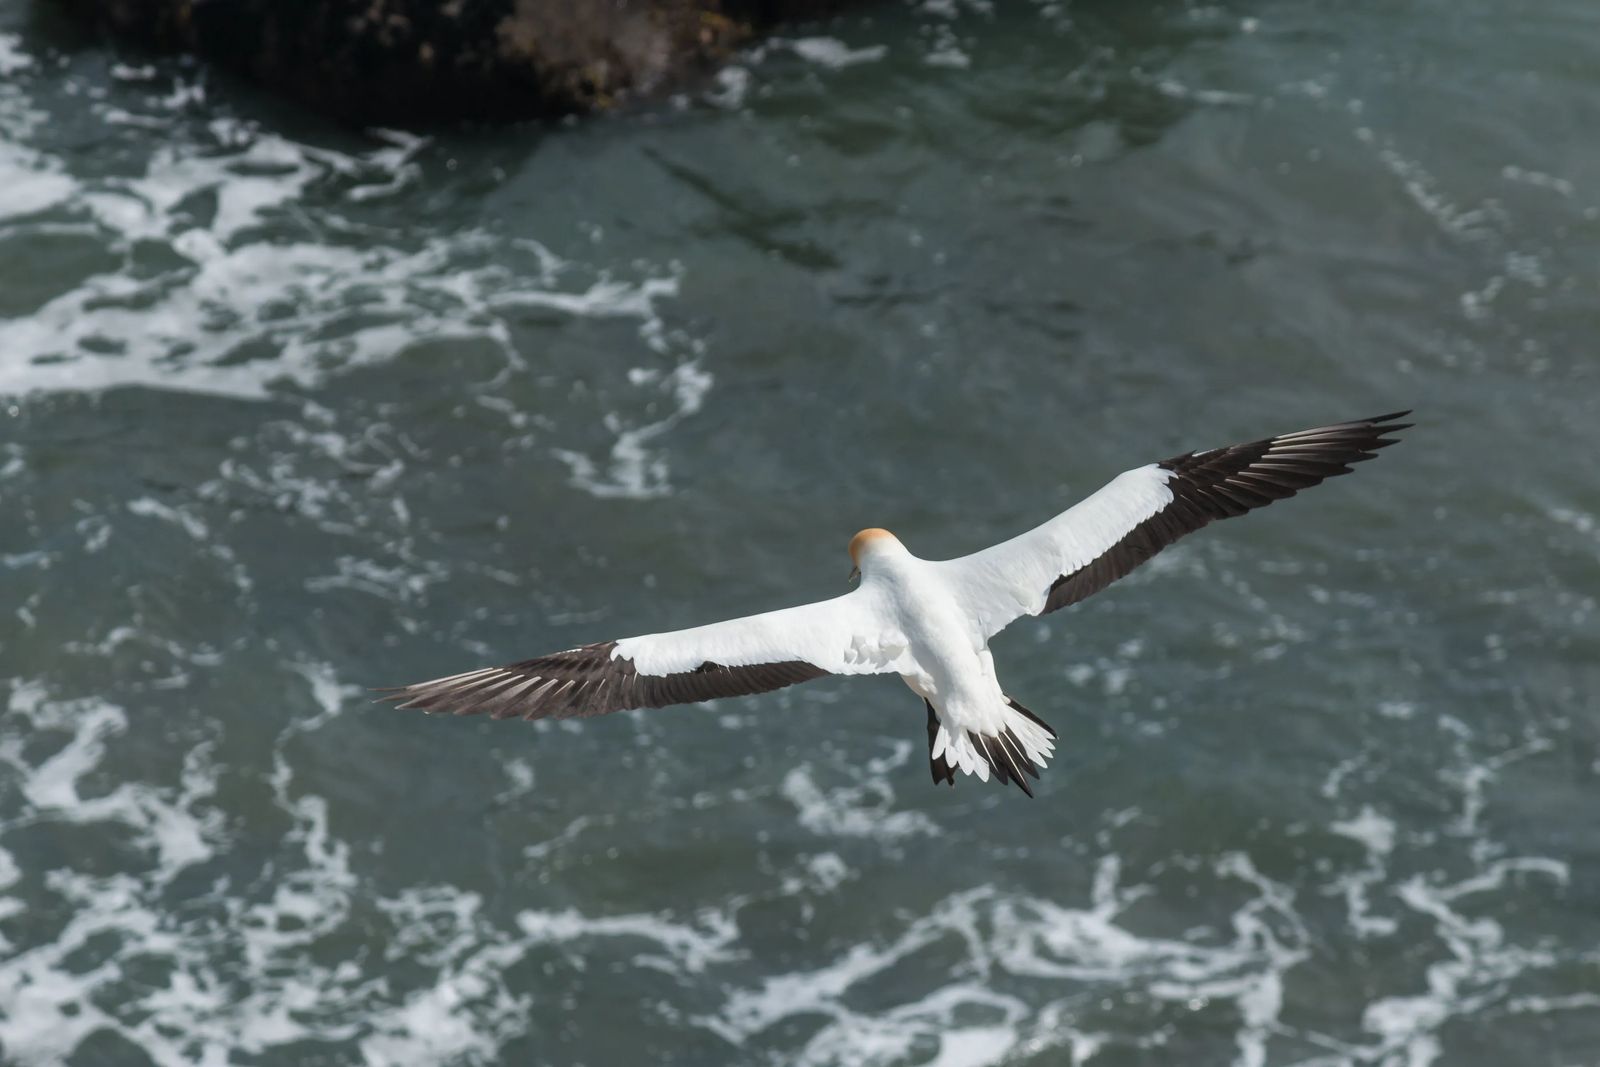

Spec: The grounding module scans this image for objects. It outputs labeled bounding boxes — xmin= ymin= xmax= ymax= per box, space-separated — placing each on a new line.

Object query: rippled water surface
xmin=3 ymin=1 xmax=1599 ymax=1064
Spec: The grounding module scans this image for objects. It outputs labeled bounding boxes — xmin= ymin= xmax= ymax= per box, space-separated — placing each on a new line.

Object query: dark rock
xmin=47 ymin=0 xmax=859 ymax=123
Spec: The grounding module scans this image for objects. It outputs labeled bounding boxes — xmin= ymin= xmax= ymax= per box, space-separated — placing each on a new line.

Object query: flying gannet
xmin=383 ymin=412 xmax=1409 ymax=796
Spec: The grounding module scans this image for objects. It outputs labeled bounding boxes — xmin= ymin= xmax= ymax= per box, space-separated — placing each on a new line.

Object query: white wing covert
xmin=938 ymin=413 xmax=1412 ymax=639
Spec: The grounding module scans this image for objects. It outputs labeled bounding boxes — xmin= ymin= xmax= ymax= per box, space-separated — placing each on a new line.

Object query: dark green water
xmin=2 ymin=1 xmax=1598 ymax=1064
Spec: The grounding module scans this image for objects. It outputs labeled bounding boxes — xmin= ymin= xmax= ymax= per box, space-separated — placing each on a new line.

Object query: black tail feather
xmin=1000 ymin=728 xmax=1041 ymax=781
xmin=978 ymin=730 xmax=1035 ymax=798
xmin=926 ymin=700 xmax=956 ymax=786
xmin=1005 ymin=696 xmax=1057 ymax=739
xmin=925 ymin=697 xmax=1048 ymax=798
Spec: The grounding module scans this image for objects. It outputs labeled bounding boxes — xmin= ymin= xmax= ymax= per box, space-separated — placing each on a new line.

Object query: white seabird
xmin=383 ymin=412 xmax=1409 ymax=796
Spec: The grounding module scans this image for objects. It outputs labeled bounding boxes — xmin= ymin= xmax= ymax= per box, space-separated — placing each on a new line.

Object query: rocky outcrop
xmin=50 ymin=0 xmax=855 ymax=123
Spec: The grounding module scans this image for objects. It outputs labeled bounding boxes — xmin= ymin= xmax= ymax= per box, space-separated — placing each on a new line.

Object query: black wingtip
xmin=1353 ymin=412 xmax=1412 ymax=458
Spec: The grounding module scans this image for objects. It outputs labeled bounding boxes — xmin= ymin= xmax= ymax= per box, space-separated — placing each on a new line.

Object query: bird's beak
xmin=848 ymin=566 xmax=860 ymax=584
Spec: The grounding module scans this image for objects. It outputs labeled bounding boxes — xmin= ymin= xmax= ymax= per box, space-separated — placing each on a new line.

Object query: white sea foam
xmin=1330 ymin=805 xmax=1396 ymax=857
xmin=1501 ymin=164 xmax=1575 ymax=197
xmin=707 ymin=65 xmax=753 ymax=109
xmin=516 ymin=907 xmax=739 ymax=973
xmin=1549 ymin=505 xmax=1599 ymax=540
xmin=786 ymin=37 xmax=889 ymax=69
xmin=0 ymin=32 xmax=31 ymax=75
xmin=551 ymin=355 xmax=715 ymax=499
xmin=1154 ymin=78 xmax=1255 ymax=106
xmin=706 ymin=853 xmax=1314 ymax=1067
xmin=1344 ymin=122 xmax=1565 ymax=335
xmin=2 ymin=671 xmax=747 ymax=1065
xmin=522 ymin=814 xmax=596 ymax=859
xmin=0 ymin=142 xmax=74 ymax=220
xmin=1360 ymin=858 xmax=1569 ymax=1064
xmin=782 ymin=764 xmax=941 ymax=840
xmin=6 ymin=694 xmax=221 ymax=880
xmin=3 ymin=667 xmax=1587 ymax=1066
xmin=1327 ymin=806 xmax=1400 ymax=940
xmin=290 ymin=659 xmax=365 ymax=732
xmin=21 ymin=684 xmax=1507 ymax=1064
xmin=706 ymin=899 xmax=1021 ymax=1064
xmin=0 ymin=686 xmax=226 ymax=1062
xmin=0 ymin=673 xmax=543 ymax=1065
xmin=1356 ymin=130 xmax=1503 ymax=240
xmin=128 ymin=495 xmax=212 ymax=541
xmin=0 ymin=76 xmax=708 ymax=499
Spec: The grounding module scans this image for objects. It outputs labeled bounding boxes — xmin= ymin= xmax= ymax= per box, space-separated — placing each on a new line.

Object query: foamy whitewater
xmin=3 ymin=4 xmax=1598 ymax=1065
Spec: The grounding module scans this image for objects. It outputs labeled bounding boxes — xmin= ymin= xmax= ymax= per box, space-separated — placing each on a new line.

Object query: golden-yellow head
xmin=847 ymin=528 xmax=898 ymax=582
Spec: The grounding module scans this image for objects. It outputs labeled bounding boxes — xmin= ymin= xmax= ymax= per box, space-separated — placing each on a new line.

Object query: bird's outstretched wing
xmin=379 ymin=591 xmax=909 ymax=721
xmin=937 ymin=412 xmax=1411 ymax=638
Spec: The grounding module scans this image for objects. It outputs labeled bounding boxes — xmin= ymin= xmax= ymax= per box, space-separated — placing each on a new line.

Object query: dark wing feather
xmin=926 ymin=700 xmax=956 ymax=787
xmin=378 ymin=640 xmax=828 ymax=721
xmin=1042 ymin=411 xmax=1411 ymax=614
